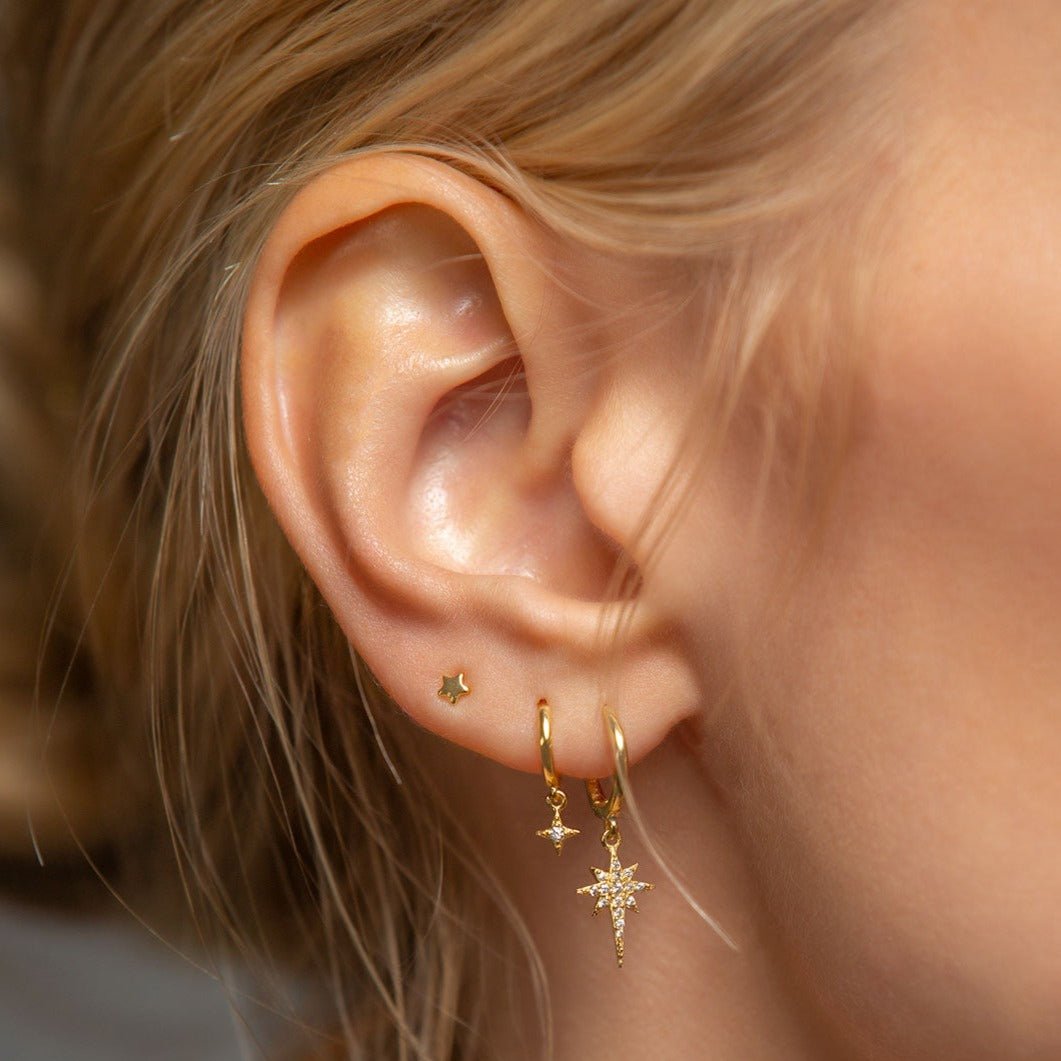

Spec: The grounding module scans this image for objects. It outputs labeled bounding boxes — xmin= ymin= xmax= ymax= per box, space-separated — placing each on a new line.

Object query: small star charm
xmin=576 ymin=845 xmax=654 ymax=967
xmin=438 ymin=672 xmax=470 ymax=704
xmin=536 ymin=809 xmax=580 ymax=855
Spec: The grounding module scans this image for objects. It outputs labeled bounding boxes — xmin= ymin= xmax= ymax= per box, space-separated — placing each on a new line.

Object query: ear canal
xmin=411 ymin=345 xmax=630 ymax=600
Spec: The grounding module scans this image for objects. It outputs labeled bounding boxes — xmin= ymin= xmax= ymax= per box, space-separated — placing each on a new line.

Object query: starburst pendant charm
xmin=576 ymin=831 xmax=653 ymax=967
xmin=537 ymin=807 xmax=580 ymax=854
xmin=536 ymin=789 xmax=579 ymax=854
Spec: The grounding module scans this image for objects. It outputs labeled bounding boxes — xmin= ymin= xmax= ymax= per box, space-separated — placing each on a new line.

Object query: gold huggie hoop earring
xmin=535 ymin=698 xmax=580 ymax=854
xmin=577 ymin=705 xmax=654 ymax=967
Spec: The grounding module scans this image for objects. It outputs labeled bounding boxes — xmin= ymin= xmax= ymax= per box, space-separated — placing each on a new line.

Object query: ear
xmin=241 ymin=153 xmax=700 ymax=777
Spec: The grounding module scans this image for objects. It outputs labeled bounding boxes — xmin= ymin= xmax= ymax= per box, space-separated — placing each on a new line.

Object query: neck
xmin=434 ymin=732 xmax=843 ymax=1060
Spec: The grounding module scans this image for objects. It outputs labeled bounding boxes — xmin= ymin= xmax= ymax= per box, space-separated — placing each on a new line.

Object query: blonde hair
xmin=0 ymin=1 xmax=903 ymax=1056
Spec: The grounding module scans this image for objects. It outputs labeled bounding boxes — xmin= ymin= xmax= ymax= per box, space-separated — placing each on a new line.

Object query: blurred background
xmin=0 ymin=134 xmax=249 ymax=1057
xmin=0 ymin=865 xmax=245 ymax=1059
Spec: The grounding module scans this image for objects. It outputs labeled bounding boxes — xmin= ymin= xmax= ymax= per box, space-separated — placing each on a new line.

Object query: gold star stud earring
xmin=576 ymin=706 xmax=653 ymax=968
xmin=535 ymin=698 xmax=580 ymax=854
xmin=438 ymin=672 xmax=470 ymax=704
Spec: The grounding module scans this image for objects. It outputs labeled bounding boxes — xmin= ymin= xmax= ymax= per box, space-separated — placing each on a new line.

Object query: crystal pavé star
xmin=577 ymin=850 xmax=653 ymax=967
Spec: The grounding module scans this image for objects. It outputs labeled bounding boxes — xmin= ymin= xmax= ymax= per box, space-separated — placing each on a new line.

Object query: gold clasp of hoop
xmin=538 ymin=698 xmax=561 ymax=791
xmin=585 ymin=705 xmax=625 ymax=821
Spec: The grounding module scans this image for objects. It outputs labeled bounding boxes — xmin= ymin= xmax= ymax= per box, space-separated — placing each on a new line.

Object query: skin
xmin=242 ymin=4 xmax=1061 ymax=1057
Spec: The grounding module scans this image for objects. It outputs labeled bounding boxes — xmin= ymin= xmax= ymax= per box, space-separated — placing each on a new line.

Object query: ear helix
xmin=535 ymin=698 xmax=580 ymax=854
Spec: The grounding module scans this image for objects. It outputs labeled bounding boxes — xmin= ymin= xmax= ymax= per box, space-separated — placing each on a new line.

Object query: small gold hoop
xmin=585 ymin=705 xmax=626 ymax=821
xmin=537 ymin=698 xmax=561 ymax=791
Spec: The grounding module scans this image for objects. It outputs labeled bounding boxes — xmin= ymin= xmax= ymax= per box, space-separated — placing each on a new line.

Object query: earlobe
xmin=241 ymin=153 xmax=702 ymax=778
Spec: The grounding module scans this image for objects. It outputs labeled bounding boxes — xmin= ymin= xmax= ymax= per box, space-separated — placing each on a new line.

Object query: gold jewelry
xmin=438 ymin=672 xmax=470 ymax=704
xmin=577 ymin=706 xmax=653 ymax=968
xmin=535 ymin=698 xmax=580 ymax=854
